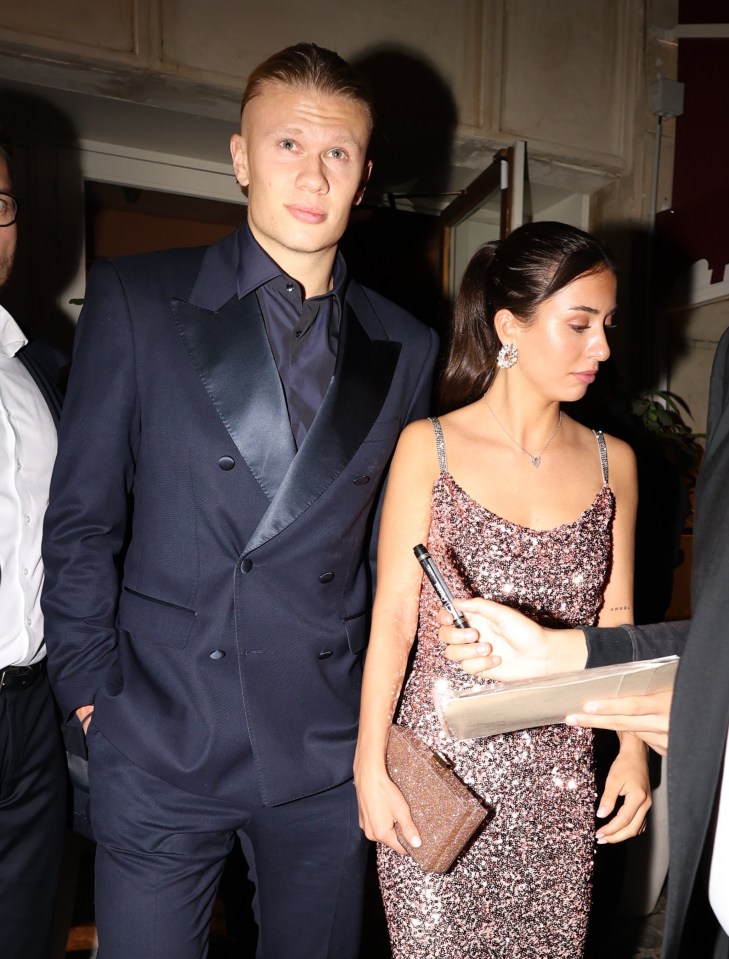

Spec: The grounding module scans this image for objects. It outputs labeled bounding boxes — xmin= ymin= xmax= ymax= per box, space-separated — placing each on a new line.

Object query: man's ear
xmin=494 ymin=308 xmax=519 ymax=346
xmin=353 ymin=159 xmax=373 ymax=207
xmin=230 ymin=132 xmax=250 ymax=189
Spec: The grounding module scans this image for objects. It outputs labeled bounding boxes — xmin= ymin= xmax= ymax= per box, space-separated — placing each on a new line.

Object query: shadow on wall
xmin=342 ymin=46 xmax=459 ymax=334
xmin=2 ymin=90 xmax=82 ymax=353
xmin=350 ymin=44 xmax=458 ymax=203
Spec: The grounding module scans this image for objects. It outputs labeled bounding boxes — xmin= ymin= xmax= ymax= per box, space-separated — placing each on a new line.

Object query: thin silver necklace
xmin=484 ymin=400 xmax=563 ymax=469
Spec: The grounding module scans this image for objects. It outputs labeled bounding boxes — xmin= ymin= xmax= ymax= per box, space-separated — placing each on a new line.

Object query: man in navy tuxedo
xmin=42 ymin=44 xmax=438 ymax=959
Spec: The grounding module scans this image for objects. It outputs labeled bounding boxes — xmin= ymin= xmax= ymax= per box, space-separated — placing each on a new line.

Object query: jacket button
xmin=318 ymin=650 xmax=333 ymax=660
xmin=218 ymin=456 xmax=235 ymax=471
xmin=353 ymin=475 xmax=370 ymax=486
xmin=209 ymin=650 xmax=226 ymax=660
xmin=240 ymin=558 xmax=253 ymax=573
xmin=319 ymin=572 xmax=335 ymax=584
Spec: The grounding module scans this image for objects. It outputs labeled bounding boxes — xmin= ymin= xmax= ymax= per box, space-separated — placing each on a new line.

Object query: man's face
xmin=230 ymin=82 xmax=372 ymax=275
xmin=0 ymin=157 xmax=16 ymax=289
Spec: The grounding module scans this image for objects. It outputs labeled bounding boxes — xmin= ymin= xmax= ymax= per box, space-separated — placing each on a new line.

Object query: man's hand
xmin=438 ymin=598 xmax=587 ymax=681
xmin=566 ymin=690 xmax=671 ymax=756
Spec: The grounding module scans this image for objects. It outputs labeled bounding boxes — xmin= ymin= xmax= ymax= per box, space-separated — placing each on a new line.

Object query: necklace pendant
xmin=531 ymin=456 xmax=541 ymax=468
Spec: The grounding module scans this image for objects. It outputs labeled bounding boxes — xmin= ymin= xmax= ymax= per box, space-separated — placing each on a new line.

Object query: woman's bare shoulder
xmin=391 ymin=418 xmax=441 ymax=474
xmin=601 ymin=431 xmax=637 ymax=475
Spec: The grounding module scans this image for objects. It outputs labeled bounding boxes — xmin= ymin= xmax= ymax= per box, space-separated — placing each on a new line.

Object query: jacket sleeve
xmin=41 ymin=259 xmax=140 ymax=719
xmin=582 ymin=619 xmax=689 ymax=668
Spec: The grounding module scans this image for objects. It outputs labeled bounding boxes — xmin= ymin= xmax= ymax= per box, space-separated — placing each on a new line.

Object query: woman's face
xmin=504 ymin=267 xmax=617 ymax=402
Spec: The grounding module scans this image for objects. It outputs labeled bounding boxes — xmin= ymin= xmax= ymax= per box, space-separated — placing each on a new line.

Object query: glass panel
xmin=448 ymin=175 xmax=503 ymax=295
xmin=439 ymin=141 xmax=525 ymax=299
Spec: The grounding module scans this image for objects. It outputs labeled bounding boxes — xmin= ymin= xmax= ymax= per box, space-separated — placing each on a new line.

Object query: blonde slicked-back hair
xmin=240 ymin=42 xmax=375 ymax=134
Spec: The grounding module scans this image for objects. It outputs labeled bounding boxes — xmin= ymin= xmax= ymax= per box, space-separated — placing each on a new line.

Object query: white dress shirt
xmin=709 ymin=732 xmax=729 ymax=936
xmin=0 ymin=304 xmax=57 ymax=667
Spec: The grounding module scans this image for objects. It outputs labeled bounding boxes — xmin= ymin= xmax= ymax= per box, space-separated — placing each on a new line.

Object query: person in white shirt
xmin=0 ymin=125 xmax=66 ymax=959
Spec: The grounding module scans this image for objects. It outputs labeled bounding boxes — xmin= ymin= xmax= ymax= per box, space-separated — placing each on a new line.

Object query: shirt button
xmin=218 ymin=456 xmax=235 ymax=471
xmin=209 ymin=650 xmax=226 ymax=660
xmin=353 ymin=475 xmax=370 ymax=486
xmin=285 ymin=282 xmax=295 ymax=293
xmin=318 ymin=650 xmax=333 ymax=660
xmin=23 ymin=568 xmax=28 ymax=576
xmin=26 ymin=617 xmax=32 ymax=626
xmin=240 ymin=558 xmax=253 ymax=573
xmin=24 ymin=515 xmax=30 ymax=524
xmin=319 ymin=572 xmax=335 ymax=584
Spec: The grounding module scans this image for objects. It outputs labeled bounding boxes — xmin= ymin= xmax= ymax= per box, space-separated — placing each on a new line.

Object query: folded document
xmin=440 ymin=656 xmax=679 ymax=740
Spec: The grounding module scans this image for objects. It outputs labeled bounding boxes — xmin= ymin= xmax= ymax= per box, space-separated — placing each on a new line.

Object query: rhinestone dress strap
xmin=430 ymin=417 xmax=448 ymax=475
xmin=595 ymin=430 xmax=609 ymax=485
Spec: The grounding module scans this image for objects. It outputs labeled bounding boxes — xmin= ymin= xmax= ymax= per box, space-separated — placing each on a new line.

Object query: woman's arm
xmin=596 ymin=434 xmax=637 ymax=630
xmin=353 ymin=420 xmax=438 ymax=854
xmin=592 ymin=436 xmax=652 ymax=843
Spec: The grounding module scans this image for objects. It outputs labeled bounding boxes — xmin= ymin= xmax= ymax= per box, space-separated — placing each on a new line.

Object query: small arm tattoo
xmin=609 ymin=604 xmax=632 ymax=612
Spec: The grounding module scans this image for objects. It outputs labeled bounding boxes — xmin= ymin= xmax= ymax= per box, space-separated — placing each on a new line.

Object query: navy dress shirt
xmin=236 ymin=224 xmax=347 ymax=449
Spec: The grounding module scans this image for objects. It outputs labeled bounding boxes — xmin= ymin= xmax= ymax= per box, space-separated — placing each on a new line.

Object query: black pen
xmin=413 ymin=544 xmax=469 ymax=628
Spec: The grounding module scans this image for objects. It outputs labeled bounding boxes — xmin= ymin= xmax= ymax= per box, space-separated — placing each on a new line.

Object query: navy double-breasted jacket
xmin=42 ymin=228 xmax=438 ymax=806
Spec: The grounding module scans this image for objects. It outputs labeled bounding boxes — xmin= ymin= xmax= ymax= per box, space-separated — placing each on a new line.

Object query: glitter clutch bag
xmin=385 ymin=724 xmax=487 ymax=873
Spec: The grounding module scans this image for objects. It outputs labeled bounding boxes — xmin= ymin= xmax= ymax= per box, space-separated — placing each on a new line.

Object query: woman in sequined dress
xmin=354 ymin=222 xmax=651 ymax=958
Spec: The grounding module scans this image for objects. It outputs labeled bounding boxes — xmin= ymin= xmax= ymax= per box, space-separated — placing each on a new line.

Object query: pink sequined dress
xmin=378 ymin=417 xmax=615 ymax=958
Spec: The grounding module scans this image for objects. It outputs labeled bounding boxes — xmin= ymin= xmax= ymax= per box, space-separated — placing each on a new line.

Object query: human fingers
xmin=595 ymin=747 xmax=651 ymax=844
xmin=443 ymin=638 xmax=495 ymax=664
xmin=358 ymin=780 xmax=421 ymax=855
xmin=566 ymin=692 xmax=670 ymax=743
xmin=595 ymin=786 xmax=651 ymax=844
xmin=437 ymin=616 xmax=482 ymax=648
xmin=566 ymin=712 xmax=669 ymax=755
xmin=582 ymin=690 xmax=671 ymax=721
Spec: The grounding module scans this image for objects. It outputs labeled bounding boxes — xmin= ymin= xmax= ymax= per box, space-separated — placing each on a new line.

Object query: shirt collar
xmin=0 ymin=304 xmax=28 ymax=358
xmin=236 ymin=220 xmax=348 ymax=302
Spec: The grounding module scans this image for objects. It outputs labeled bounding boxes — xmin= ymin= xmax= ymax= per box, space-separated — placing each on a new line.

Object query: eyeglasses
xmin=0 ymin=193 xmax=19 ymax=227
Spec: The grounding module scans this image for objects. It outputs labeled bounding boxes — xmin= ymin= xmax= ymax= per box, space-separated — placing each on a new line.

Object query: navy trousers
xmin=87 ymin=723 xmax=368 ymax=959
xmin=0 ymin=667 xmax=66 ymax=959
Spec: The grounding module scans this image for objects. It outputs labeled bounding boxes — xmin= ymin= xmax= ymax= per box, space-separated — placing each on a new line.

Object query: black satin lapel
xmin=245 ymin=300 xmax=401 ymax=552
xmin=172 ymin=293 xmax=296 ymax=500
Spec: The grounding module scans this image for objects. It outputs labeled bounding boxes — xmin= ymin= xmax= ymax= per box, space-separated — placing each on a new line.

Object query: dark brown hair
xmin=240 ymin=43 xmax=375 ymax=132
xmin=439 ymin=221 xmax=616 ymax=412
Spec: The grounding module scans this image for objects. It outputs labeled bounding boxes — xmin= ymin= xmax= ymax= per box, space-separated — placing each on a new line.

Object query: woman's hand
xmin=353 ymin=757 xmax=421 ymax=856
xmin=437 ymin=599 xmax=588 ymax=681
xmin=594 ymin=733 xmax=652 ymax=844
xmin=566 ymin=690 xmax=671 ymax=756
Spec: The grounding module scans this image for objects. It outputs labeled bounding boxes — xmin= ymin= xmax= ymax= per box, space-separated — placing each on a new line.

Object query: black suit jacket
xmin=584 ymin=330 xmax=729 ymax=959
xmin=42 ymin=229 xmax=438 ymax=806
xmin=661 ymin=329 xmax=729 ymax=959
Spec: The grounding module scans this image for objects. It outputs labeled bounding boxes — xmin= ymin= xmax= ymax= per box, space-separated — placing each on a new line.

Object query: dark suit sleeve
xmin=582 ymin=620 xmax=689 ymax=667
xmin=42 ymin=260 xmax=140 ymax=719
